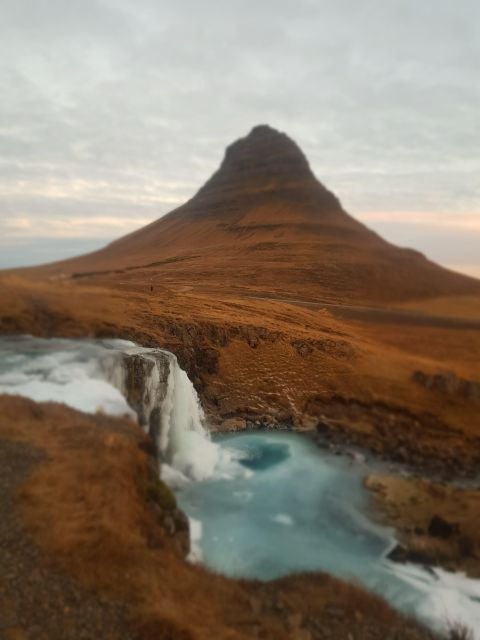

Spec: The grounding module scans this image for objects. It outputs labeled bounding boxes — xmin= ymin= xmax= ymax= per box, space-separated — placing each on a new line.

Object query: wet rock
xmin=386 ymin=544 xmax=433 ymax=567
xmin=316 ymin=418 xmax=333 ymax=434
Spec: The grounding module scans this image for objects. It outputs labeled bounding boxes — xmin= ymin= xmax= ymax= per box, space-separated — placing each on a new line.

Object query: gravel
xmin=0 ymin=439 xmax=139 ymax=640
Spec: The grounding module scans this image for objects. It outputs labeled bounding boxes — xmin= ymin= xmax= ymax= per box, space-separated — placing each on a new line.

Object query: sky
xmin=1 ymin=0 xmax=479 ymax=276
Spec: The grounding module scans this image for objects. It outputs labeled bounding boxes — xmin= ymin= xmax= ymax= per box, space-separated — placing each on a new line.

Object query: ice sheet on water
xmin=0 ymin=337 xmax=136 ymax=418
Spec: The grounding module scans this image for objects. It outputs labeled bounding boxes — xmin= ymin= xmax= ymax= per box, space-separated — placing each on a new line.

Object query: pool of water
xmin=176 ymin=431 xmax=480 ymax=636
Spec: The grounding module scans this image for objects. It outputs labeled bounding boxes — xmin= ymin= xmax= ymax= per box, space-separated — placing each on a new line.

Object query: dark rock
xmin=463 ymin=380 xmax=480 ymax=401
xmin=324 ymin=605 xmax=345 ymax=619
xmin=387 ymin=544 xmax=433 ymax=567
xmin=412 ymin=369 xmax=480 ymax=403
xmin=291 ymin=340 xmax=313 ymax=357
xmin=458 ymin=535 xmax=476 ymax=558
xmin=316 ymin=419 xmax=332 ymax=434
xmin=427 ymin=515 xmax=457 ymax=539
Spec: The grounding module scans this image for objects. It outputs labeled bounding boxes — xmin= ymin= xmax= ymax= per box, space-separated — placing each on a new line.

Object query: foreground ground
xmin=0 ymin=395 xmax=440 ymax=640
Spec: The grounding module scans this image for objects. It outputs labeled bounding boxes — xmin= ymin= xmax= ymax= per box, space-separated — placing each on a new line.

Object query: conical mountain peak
xmin=23 ymin=125 xmax=480 ymax=304
xmin=197 ymin=125 xmax=316 ymax=197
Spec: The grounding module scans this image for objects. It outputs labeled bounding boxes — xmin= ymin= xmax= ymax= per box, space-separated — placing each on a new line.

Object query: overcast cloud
xmin=1 ymin=0 xmax=479 ymax=275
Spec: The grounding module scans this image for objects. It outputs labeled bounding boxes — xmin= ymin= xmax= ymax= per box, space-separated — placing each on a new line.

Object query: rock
xmin=427 ymin=515 xmax=457 ymax=539
xmin=350 ymin=451 xmax=365 ymax=465
xmin=412 ymin=369 xmax=480 ymax=403
xmin=324 ymin=605 xmax=345 ymax=619
xmin=220 ymin=417 xmax=247 ymax=431
xmin=458 ymin=535 xmax=476 ymax=558
xmin=463 ymin=380 xmax=480 ymax=401
xmin=291 ymin=340 xmax=313 ymax=357
xmin=386 ymin=544 xmax=433 ymax=567
xmin=316 ymin=419 xmax=332 ymax=434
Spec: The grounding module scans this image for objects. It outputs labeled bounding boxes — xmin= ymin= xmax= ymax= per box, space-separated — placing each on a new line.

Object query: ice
xmin=389 ymin=563 xmax=480 ymax=638
xmin=271 ymin=513 xmax=294 ymax=526
xmin=187 ymin=517 xmax=203 ymax=563
xmin=0 ymin=338 xmax=135 ymax=418
xmin=0 ymin=335 xmax=242 ymax=485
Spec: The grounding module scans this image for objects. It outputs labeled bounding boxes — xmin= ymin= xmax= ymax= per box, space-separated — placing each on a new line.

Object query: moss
xmin=145 ymin=470 xmax=177 ymax=511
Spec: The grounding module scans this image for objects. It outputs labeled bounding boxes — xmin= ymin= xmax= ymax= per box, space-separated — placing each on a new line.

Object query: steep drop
xmin=0 ymin=336 xmax=234 ymax=485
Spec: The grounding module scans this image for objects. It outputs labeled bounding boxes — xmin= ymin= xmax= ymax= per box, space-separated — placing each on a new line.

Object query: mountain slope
xmin=21 ymin=125 xmax=480 ymax=303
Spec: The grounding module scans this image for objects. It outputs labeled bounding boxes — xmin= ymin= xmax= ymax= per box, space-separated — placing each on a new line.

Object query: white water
xmin=0 ymin=336 xmax=135 ymax=418
xmin=158 ymin=357 xmax=246 ymax=487
xmin=0 ymin=335 xmax=241 ymax=485
xmin=0 ymin=335 xmax=479 ymax=638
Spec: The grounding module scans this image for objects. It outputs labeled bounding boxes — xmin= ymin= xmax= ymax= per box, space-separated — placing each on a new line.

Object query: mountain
xmin=24 ymin=124 xmax=480 ymax=303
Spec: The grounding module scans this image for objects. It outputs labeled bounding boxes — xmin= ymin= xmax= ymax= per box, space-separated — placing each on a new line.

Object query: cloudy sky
xmin=1 ymin=0 xmax=479 ymax=276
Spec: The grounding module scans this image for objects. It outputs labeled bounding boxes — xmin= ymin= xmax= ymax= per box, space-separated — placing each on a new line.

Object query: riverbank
xmin=366 ymin=473 xmax=480 ymax=579
xmin=0 ymin=394 xmax=441 ymax=640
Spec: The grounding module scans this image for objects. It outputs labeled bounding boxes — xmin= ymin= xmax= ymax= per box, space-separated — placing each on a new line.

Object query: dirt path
xmin=0 ymin=439 xmax=138 ymax=640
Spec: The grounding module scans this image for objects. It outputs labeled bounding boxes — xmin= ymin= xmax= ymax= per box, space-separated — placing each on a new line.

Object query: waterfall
xmin=0 ymin=335 xmax=242 ymax=489
xmin=102 ymin=345 xmax=240 ymax=488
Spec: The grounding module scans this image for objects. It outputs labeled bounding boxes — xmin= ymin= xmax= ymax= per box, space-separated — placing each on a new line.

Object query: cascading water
xmin=0 ymin=335 xmax=479 ymax=637
xmin=158 ymin=357 xmax=236 ymax=486
xmin=100 ymin=344 xmax=242 ymax=486
xmin=0 ymin=336 xmax=239 ymax=487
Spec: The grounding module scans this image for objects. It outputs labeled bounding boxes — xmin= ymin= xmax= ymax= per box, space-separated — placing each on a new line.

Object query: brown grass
xmin=0 ymin=395 xmax=437 ymax=640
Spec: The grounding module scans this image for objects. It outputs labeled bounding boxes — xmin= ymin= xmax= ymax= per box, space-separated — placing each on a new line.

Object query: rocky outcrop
xmin=291 ymin=338 xmax=355 ymax=359
xmin=102 ymin=348 xmax=172 ymax=443
xmin=366 ymin=473 xmax=480 ymax=578
xmin=412 ymin=370 xmax=480 ymax=403
xmin=195 ymin=124 xmax=339 ymax=204
xmin=428 ymin=515 xmax=458 ymax=539
xmin=308 ymin=395 xmax=480 ymax=479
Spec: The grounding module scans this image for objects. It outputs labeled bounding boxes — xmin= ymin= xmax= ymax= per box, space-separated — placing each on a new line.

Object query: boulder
xmin=427 ymin=515 xmax=457 ymax=539
xmin=387 ymin=544 xmax=433 ymax=567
